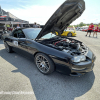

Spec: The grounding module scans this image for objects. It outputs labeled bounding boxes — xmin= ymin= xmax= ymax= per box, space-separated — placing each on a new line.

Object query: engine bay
xmin=40 ymin=37 xmax=88 ymax=56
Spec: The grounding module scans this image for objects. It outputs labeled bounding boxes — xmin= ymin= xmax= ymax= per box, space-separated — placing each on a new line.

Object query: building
xmin=0 ymin=6 xmax=29 ymax=27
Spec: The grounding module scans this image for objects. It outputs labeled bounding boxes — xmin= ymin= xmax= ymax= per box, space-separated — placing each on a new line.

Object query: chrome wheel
xmin=36 ymin=55 xmax=50 ymax=73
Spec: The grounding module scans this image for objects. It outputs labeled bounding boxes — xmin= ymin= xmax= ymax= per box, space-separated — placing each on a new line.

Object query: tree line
xmin=69 ymin=22 xmax=100 ymax=27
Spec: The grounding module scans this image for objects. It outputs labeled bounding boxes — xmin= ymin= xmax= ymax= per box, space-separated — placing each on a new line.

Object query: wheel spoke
xmin=36 ymin=60 xmax=41 ymax=63
xmin=40 ymin=67 xmax=44 ymax=71
xmin=41 ymin=56 xmax=44 ymax=61
xmin=36 ymin=55 xmax=50 ymax=73
xmin=37 ymin=63 xmax=41 ymax=68
xmin=45 ymin=61 xmax=49 ymax=64
xmin=44 ymin=64 xmax=49 ymax=70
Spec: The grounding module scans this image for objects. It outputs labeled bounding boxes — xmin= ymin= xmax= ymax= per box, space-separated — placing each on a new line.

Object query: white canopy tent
xmin=0 ymin=6 xmax=29 ymax=28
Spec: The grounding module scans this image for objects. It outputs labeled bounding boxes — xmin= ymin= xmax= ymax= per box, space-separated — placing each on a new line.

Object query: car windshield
xmin=41 ymin=33 xmax=56 ymax=39
xmin=23 ymin=28 xmax=56 ymax=39
xmin=22 ymin=28 xmax=41 ymax=39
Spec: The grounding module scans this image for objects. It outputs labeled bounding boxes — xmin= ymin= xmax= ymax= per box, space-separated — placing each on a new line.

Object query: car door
xmin=8 ymin=29 xmax=28 ymax=54
xmin=7 ymin=29 xmax=19 ymax=50
xmin=16 ymin=29 xmax=29 ymax=54
xmin=18 ymin=29 xmax=36 ymax=58
xmin=25 ymin=39 xmax=37 ymax=55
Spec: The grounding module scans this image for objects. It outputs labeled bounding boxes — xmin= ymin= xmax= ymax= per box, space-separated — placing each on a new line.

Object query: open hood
xmin=36 ymin=0 xmax=85 ymax=39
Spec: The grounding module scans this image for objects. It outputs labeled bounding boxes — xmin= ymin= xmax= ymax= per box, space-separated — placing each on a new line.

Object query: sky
xmin=0 ymin=0 xmax=100 ymax=25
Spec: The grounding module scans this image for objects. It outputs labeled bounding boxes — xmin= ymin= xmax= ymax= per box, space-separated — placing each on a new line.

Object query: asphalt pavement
xmin=0 ymin=31 xmax=100 ymax=100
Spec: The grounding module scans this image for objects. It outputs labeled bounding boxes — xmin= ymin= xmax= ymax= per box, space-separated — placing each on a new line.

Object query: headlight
xmin=71 ymin=55 xmax=86 ymax=63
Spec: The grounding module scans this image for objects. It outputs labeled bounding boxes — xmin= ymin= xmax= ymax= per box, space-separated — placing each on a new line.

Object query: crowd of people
xmin=6 ymin=22 xmax=40 ymax=31
xmin=85 ymin=23 xmax=100 ymax=38
xmin=16 ymin=22 xmax=40 ymax=29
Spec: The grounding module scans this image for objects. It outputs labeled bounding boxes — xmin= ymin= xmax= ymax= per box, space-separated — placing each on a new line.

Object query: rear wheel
xmin=67 ymin=32 xmax=72 ymax=37
xmin=35 ymin=53 xmax=55 ymax=74
xmin=4 ymin=41 xmax=12 ymax=53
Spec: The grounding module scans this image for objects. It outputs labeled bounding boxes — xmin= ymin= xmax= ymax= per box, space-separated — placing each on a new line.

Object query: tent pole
xmin=12 ymin=23 xmax=13 ymax=28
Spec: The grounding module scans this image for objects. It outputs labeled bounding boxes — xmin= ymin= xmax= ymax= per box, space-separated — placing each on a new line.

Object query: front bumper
xmin=53 ymin=47 xmax=96 ymax=76
xmin=72 ymin=33 xmax=77 ymax=36
xmin=55 ymin=57 xmax=95 ymax=76
xmin=70 ymin=62 xmax=94 ymax=76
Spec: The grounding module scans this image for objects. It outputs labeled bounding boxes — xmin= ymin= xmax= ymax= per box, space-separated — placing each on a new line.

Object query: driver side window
xmin=13 ymin=30 xmax=25 ymax=38
xmin=13 ymin=30 xmax=18 ymax=38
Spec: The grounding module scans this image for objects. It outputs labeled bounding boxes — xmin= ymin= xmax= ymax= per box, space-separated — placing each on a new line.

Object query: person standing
xmin=93 ymin=24 xmax=99 ymax=38
xmin=33 ymin=22 xmax=39 ymax=28
xmin=99 ymin=25 xmax=100 ymax=32
xmin=85 ymin=23 xmax=94 ymax=37
xmin=16 ymin=24 xmax=20 ymax=28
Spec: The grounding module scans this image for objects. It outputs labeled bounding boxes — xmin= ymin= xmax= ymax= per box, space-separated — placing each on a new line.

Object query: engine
xmin=46 ymin=38 xmax=88 ymax=56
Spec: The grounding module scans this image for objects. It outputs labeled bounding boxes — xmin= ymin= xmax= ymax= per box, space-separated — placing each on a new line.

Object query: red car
xmin=84 ymin=29 xmax=88 ymax=32
xmin=82 ymin=29 xmax=85 ymax=31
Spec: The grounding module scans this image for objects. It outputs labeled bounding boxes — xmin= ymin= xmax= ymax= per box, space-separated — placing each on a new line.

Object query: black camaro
xmin=2 ymin=0 xmax=96 ymax=76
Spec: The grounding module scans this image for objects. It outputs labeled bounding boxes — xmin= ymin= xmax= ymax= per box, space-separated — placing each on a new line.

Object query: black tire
xmin=67 ymin=32 xmax=72 ymax=37
xmin=35 ymin=53 xmax=55 ymax=74
xmin=4 ymin=41 xmax=12 ymax=53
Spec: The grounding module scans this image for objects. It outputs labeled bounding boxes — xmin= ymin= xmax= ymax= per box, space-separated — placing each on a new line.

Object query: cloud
xmin=95 ymin=14 xmax=100 ymax=17
xmin=4 ymin=4 xmax=100 ymax=25
xmin=5 ymin=5 xmax=59 ymax=25
xmin=17 ymin=0 xmax=29 ymax=3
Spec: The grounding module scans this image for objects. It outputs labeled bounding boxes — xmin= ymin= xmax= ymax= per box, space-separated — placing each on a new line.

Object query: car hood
xmin=36 ymin=0 xmax=85 ymax=39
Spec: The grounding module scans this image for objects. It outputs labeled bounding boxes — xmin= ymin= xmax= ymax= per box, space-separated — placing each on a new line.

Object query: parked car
xmin=56 ymin=26 xmax=77 ymax=37
xmin=76 ymin=27 xmax=81 ymax=31
xmin=82 ymin=28 xmax=88 ymax=32
xmin=81 ymin=28 xmax=85 ymax=31
xmin=84 ymin=28 xmax=88 ymax=32
xmin=2 ymin=0 xmax=96 ymax=76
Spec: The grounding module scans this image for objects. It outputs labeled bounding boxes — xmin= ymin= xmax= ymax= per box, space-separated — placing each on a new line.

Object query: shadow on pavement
xmin=0 ymin=49 xmax=95 ymax=100
xmin=0 ymin=40 xmax=3 ymax=44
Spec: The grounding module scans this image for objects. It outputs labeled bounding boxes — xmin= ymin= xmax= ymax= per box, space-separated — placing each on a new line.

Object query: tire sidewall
xmin=35 ymin=53 xmax=55 ymax=74
xmin=67 ymin=32 xmax=72 ymax=37
xmin=4 ymin=41 xmax=12 ymax=53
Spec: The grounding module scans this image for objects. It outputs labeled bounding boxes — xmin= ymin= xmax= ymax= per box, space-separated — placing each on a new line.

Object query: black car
xmin=2 ymin=0 xmax=96 ymax=76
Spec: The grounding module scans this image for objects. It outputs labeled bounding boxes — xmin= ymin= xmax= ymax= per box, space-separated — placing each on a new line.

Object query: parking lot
xmin=0 ymin=31 xmax=100 ymax=100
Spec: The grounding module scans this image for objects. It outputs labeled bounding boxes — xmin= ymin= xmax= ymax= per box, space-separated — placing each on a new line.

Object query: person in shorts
xmin=93 ymin=24 xmax=99 ymax=38
xmin=86 ymin=23 xmax=94 ymax=37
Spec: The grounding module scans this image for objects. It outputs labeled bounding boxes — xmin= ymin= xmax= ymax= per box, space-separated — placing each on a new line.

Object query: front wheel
xmin=67 ymin=32 xmax=72 ymax=37
xmin=4 ymin=41 xmax=12 ymax=53
xmin=35 ymin=53 xmax=55 ymax=74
